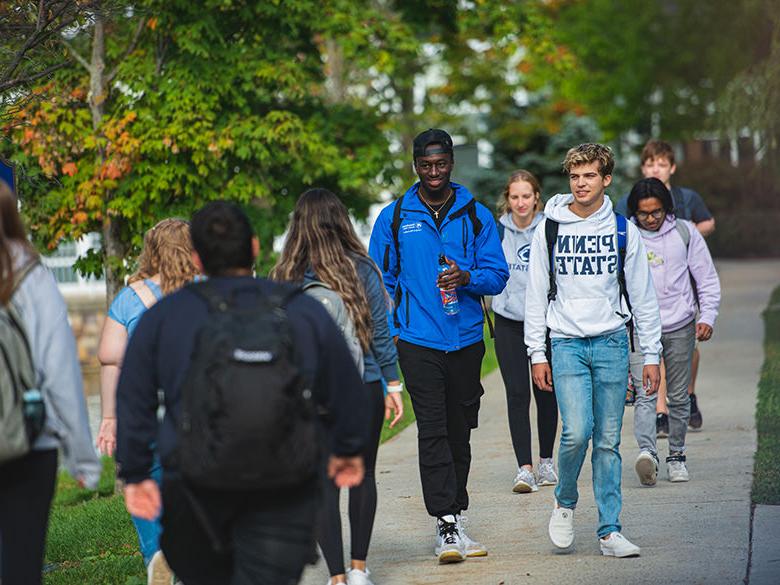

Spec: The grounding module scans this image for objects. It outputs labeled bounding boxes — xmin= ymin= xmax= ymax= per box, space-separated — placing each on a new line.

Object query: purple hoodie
xmin=634 ymin=216 xmax=720 ymax=333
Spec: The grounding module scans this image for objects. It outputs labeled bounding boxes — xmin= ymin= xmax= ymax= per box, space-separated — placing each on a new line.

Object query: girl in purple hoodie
xmin=626 ymin=178 xmax=720 ymax=486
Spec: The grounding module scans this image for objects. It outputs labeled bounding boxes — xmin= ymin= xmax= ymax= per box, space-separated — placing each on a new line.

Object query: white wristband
xmin=386 ymin=382 xmax=403 ymax=393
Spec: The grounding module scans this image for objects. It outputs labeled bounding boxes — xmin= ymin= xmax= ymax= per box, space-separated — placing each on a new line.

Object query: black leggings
xmin=494 ymin=314 xmax=558 ymax=467
xmin=318 ymin=381 xmax=385 ymax=576
xmin=0 ymin=449 xmax=58 ymax=585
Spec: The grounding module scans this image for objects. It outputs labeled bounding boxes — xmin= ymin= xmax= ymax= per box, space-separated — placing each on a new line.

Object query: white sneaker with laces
xmin=147 ymin=550 xmax=174 ymax=585
xmin=434 ymin=515 xmax=466 ymax=564
xmin=635 ymin=450 xmax=658 ymax=486
xmin=667 ymin=452 xmax=690 ymax=482
xmin=537 ymin=458 xmax=558 ymax=486
xmin=347 ymin=568 xmax=374 ymax=585
xmin=599 ymin=532 xmax=641 ymax=557
xmin=456 ymin=514 xmax=488 ymax=557
xmin=548 ymin=502 xmax=575 ymax=548
xmin=512 ymin=467 xmax=539 ymax=493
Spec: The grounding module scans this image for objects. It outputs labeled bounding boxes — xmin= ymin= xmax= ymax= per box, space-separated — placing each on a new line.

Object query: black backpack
xmin=177 ymin=282 xmax=318 ymax=491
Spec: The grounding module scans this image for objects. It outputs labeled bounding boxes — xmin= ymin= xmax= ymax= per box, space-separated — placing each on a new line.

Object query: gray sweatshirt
xmin=491 ymin=212 xmax=544 ymax=322
xmin=10 ymin=243 xmax=100 ymax=488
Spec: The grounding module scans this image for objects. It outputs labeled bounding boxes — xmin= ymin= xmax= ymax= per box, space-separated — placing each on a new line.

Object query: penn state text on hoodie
xmin=491 ymin=211 xmax=544 ymax=322
xmin=524 ymin=194 xmax=662 ymax=366
xmin=636 ymin=216 xmax=720 ymax=333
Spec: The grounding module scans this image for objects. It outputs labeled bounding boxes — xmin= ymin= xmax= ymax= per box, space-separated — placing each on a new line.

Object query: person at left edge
xmin=369 ymin=128 xmax=509 ymax=565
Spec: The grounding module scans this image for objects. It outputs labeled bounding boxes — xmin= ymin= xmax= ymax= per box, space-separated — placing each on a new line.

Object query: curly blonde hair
xmin=128 ymin=218 xmax=198 ymax=295
xmin=562 ymin=143 xmax=615 ymax=177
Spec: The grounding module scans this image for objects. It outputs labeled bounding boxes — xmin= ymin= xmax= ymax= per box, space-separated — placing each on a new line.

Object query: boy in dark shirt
xmin=116 ymin=201 xmax=369 ymax=585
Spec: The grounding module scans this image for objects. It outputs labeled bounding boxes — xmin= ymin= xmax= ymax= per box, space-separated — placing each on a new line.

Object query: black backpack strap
xmin=189 ymin=281 xmax=230 ymax=312
xmin=614 ymin=213 xmax=635 ymax=352
xmin=544 ymin=219 xmax=559 ymax=302
xmin=390 ymin=194 xmax=405 ymax=278
xmin=496 ymin=221 xmax=505 ymax=242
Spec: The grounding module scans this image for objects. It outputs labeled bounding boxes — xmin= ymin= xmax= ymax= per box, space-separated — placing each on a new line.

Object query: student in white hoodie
xmin=492 ymin=170 xmax=559 ymax=494
xmin=524 ymin=144 xmax=662 ymax=558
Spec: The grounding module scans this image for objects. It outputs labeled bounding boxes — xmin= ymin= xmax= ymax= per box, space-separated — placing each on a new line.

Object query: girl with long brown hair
xmin=0 ymin=180 xmax=100 ymax=584
xmin=271 ymin=188 xmax=403 ymax=585
xmin=96 ymin=217 xmax=198 ymax=583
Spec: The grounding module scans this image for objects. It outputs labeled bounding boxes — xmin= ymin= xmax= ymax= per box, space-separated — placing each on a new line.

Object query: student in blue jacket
xmin=369 ymin=128 xmax=509 ymax=565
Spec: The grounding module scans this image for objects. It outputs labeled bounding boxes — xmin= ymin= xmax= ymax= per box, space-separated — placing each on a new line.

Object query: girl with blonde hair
xmin=272 ymin=188 xmax=402 ymax=585
xmin=97 ymin=217 xmax=198 ymax=584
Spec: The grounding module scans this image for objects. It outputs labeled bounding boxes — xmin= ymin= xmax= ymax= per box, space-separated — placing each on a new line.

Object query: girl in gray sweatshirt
xmin=492 ymin=170 xmax=559 ymax=494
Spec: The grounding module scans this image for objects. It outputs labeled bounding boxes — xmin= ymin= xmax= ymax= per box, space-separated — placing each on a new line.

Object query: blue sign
xmin=0 ymin=157 xmax=15 ymax=194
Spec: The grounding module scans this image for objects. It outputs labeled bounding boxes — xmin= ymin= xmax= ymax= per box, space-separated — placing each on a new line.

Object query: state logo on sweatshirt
xmin=508 ymin=244 xmax=531 ymax=271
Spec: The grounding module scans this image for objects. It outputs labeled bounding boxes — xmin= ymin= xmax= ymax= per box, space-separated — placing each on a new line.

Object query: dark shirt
xmin=615 ymin=186 xmax=713 ymax=222
xmin=115 ymin=276 xmax=369 ymax=484
xmin=418 ymin=191 xmax=456 ymax=229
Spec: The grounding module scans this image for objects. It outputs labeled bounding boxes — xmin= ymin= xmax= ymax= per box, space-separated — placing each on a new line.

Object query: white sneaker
xmin=347 ymin=568 xmax=374 ymax=585
xmin=537 ymin=458 xmax=558 ymax=486
xmin=512 ymin=467 xmax=539 ymax=493
xmin=434 ymin=515 xmax=466 ymax=564
xmin=548 ymin=503 xmax=575 ymax=548
xmin=456 ymin=514 xmax=488 ymax=557
xmin=599 ymin=532 xmax=641 ymax=557
xmin=667 ymin=452 xmax=690 ymax=482
xmin=635 ymin=451 xmax=658 ymax=486
xmin=147 ymin=550 xmax=174 ymax=585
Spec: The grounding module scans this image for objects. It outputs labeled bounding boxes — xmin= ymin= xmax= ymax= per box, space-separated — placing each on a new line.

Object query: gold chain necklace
xmin=418 ymin=188 xmax=453 ymax=220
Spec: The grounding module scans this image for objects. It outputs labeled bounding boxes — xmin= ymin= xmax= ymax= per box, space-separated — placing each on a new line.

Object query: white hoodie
xmin=524 ymin=194 xmax=662 ymax=366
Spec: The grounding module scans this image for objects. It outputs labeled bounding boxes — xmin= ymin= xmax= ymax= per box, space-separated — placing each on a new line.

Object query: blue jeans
xmin=132 ymin=458 xmax=163 ymax=566
xmin=551 ymin=329 xmax=629 ymax=538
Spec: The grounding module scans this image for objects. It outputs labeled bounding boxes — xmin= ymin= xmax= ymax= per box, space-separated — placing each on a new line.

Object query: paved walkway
xmin=301 ymin=259 xmax=780 ymax=585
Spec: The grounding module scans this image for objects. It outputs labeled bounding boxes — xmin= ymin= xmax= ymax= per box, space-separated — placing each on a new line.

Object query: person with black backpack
xmin=116 ymin=201 xmax=370 ymax=585
xmin=271 ymin=188 xmax=403 ymax=585
xmin=368 ymin=129 xmax=508 ymax=565
xmin=524 ymin=144 xmax=662 ymax=558
xmin=0 ymin=180 xmax=100 ymax=585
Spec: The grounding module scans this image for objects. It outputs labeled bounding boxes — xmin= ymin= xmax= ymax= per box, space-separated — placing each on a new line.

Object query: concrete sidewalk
xmin=301 ymin=259 xmax=780 ymax=585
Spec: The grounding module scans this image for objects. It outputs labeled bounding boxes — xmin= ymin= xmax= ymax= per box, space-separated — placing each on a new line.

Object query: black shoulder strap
xmin=614 ymin=212 xmax=636 ymax=352
xmin=466 ymin=200 xmax=482 ymax=238
xmin=544 ymin=219 xmax=559 ymax=302
xmin=390 ymin=194 xmax=405 ymax=277
xmin=497 ymin=221 xmax=505 ymax=242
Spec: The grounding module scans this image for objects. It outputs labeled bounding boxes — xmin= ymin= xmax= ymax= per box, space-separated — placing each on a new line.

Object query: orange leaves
xmin=62 ymin=162 xmax=78 ymax=176
xmin=72 ymin=211 xmax=88 ymax=225
xmin=147 ymin=17 xmax=158 ymax=31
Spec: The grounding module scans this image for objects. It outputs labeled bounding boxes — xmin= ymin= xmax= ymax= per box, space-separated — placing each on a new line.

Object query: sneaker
xmin=548 ymin=503 xmax=575 ymax=549
xmin=599 ymin=532 xmax=640 ymax=557
xmin=689 ymin=393 xmax=703 ymax=431
xmin=537 ymin=458 xmax=558 ymax=486
xmin=347 ymin=568 xmax=374 ymax=585
xmin=147 ymin=550 xmax=174 ymax=585
xmin=434 ymin=515 xmax=466 ymax=564
xmin=634 ymin=451 xmax=658 ymax=486
xmin=667 ymin=452 xmax=689 ymax=482
xmin=456 ymin=514 xmax=487 ymax=557
xmin=656 ymin=413 xmax=669 ymax=439
xmin=512 ymin=467 xmax=538 ymax=493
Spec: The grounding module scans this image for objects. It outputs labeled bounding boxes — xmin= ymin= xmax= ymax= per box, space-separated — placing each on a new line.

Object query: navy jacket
xmin=115 ymin=276 xmax=368 ymax=484
xmin=369 ymin=182 xmax=509 ymax=352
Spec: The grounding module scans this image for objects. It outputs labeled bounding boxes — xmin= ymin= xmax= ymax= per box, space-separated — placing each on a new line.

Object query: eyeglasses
xmin=635 ymin=209 xmax=666 ymax=221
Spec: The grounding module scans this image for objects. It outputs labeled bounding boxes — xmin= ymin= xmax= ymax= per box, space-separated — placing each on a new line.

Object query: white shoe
xmin=147 ymin=550 xmax=174 ymax=585
xmin=456 ymin=514 xmax=488 ymax=557
xmin=548 ymin=503 xmax=575 ymax=548
xmin=347 ymin=568 xmax=374 ymax=585
xmin=667 ymin=452 xmax=690 ymax=482
xmin=434 ymin=515 xmax=466 ymax=563
xmin=537 ymin=458 xmax=558 ymax=486
xmin=635 ymin=451 xmax=658 ymax=486
xmin=512 ymin=467 xmax=539 ymax=493
xmin=599 ymin=532 xmax=641 ymax=557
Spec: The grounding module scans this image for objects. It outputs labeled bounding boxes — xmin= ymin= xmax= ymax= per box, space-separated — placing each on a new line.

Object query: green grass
xmin=752 ymin=285 xmax=780 ymax=504
xmin=44 ymin=325 xmax=499 ymax=583
xmin=44 ymin=458 xmax=144 ymax=585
